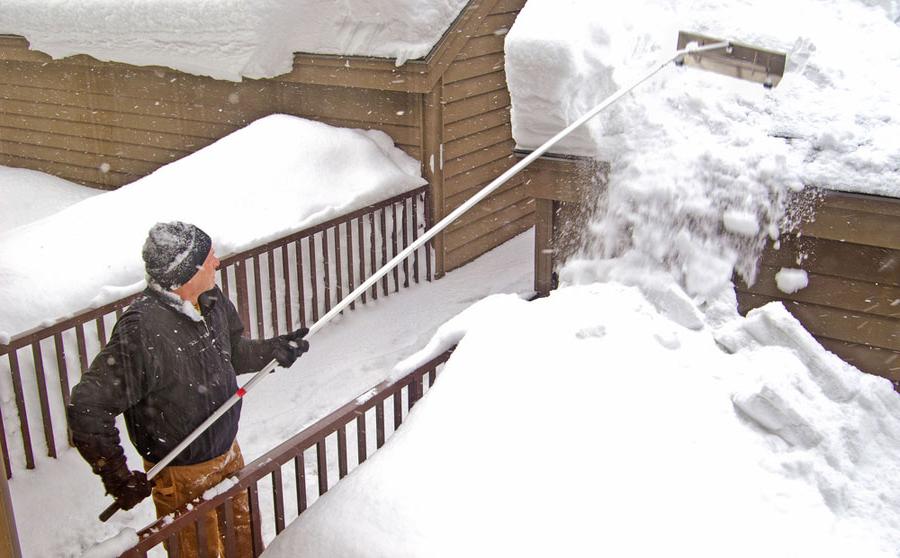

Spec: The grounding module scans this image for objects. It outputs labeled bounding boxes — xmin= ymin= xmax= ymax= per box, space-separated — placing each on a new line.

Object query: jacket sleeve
xmin=67 ymin=313 xmax=151 ymax=475
xmin=224 ymin=298 xmax=280 ymax=374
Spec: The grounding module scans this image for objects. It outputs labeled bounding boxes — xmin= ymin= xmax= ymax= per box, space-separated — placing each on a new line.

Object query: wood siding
xmin=441 ymin=0 xmax=529 ymax=271
xmin=736 ymin=191 xmax=900 ymax=386
xmin=0 ymin=35 xmax=420 ymax=189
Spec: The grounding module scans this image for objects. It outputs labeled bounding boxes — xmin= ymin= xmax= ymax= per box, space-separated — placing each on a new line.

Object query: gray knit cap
xmin=142 ymin=221 xmax=212 ymax=289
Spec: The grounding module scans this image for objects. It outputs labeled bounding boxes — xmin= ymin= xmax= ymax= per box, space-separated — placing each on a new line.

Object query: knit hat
xmin=142 ymin=221 xmax=212 ymax=289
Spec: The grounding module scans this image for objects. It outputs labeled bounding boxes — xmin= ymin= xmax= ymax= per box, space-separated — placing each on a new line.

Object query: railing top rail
xmin=0 ymin=185 xmax=428 ymax=355
xmin=126 ymin=347 xmax=453 ymax=554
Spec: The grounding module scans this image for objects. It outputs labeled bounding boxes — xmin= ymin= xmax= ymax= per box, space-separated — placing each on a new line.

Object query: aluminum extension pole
xmin=100 ymin=40 xmax=729 ymax=522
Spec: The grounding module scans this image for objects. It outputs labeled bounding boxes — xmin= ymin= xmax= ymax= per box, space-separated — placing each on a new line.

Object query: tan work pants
xmin=146 ymin=441 xmax=252 ymax=558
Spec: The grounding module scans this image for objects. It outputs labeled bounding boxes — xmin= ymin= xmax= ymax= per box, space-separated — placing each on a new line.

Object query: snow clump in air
xmin=775 ymin=267 xmax=809 ymax=294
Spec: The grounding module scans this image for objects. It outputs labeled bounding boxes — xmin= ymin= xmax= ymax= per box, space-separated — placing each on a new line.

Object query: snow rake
xmin=99 ymin=32 xmax=786 ymax=522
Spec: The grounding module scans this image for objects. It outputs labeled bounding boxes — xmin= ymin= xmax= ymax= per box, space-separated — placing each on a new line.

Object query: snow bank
xmin=0 ymin=0 xmax=468 ymax=80
xmin=0 ymin=166 xmax=100 ymax=234
xmin=264 ymin=283 xmax=900 ymax=558
xmin=0 ymin=114 xmax=425 ymax=340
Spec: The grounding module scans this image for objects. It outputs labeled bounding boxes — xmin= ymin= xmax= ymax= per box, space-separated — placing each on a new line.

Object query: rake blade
xmin=677 ymin=30 xmax=787 ymax=88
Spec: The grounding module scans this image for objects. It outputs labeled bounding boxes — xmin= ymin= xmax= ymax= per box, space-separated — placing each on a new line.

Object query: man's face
xmin=188 ymin=248 xmax=220 ymax=294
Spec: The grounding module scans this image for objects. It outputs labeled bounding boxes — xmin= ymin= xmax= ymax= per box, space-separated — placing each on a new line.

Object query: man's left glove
xmin=272 ymin=327 xmax=310 ymax=368
xmin=102 ymin=467 xmax=153 ymax=510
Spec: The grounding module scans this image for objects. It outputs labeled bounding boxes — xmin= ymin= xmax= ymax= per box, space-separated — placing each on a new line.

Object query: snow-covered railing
xmin=121 ymin=347 xmax=454 ymax=557
xmin=0 ymin=185 xmax=432 ymax=478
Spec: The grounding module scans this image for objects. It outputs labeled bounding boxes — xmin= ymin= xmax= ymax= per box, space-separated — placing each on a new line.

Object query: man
xmin=68 ymin=221 xmax=309 ymax=558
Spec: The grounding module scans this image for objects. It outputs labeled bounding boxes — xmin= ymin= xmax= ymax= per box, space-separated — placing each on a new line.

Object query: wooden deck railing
xmin=122 ymin=348 xmax=454 ymax=557
xmin=0 ymin=185 xmax=432 ymax=478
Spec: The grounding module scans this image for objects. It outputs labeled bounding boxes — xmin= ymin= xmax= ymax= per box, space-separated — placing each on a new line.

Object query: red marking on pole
xmin=236 ymin=388 xmax=247 ymax=398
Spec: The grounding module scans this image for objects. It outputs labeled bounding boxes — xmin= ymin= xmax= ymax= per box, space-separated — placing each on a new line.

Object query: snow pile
xmin=0 ymin=0 xmax=468 ymax=80
xmin=264 ymin=284 xmax=900 ymax=558
xmin=0 ymin=114 xmax=425 ymax=341
xmin=0 ymin=166 xmax=100 ymax=234
xmin=506 ymin=0 xmax=900 ymax=299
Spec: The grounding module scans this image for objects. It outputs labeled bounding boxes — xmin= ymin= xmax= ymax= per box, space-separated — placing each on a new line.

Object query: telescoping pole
xmin=99 ymin=40 xmax=733 ymax=522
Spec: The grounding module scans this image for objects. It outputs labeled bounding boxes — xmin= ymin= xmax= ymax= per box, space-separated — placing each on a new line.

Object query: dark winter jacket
xmin=68 ymin=285 xmax=276 ymax=470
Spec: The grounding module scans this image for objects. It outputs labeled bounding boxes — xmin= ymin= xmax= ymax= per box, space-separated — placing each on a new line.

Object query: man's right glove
xmin=271 ymin=327 xmax=310 ymax=368
xmin=101 ymin=466 xmax=153 ymax=510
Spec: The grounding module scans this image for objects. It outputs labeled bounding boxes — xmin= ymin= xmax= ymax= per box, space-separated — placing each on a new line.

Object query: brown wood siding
xmin=736 ymin=191 xmax=900 ymax=386
xmin=0 ymin=44 xmax=421 ymax=188
xmin=438 ymin=0 xmax=529 ymax=272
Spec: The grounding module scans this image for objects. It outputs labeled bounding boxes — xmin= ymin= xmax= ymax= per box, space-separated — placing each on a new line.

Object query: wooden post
xmin=534 ymin=198 xmax=555 ymax=296
xmin=0 ymin=451 xmax=22 ymax=558
xmin=421 ymin=80 xmax=446 ymax=278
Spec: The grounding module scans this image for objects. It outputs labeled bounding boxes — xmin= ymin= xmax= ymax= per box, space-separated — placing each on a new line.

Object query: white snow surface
xmin=266 ymin=285 xmax=900 ymax=558
xmin=0 ymin=166 xmax=100 ymax=234
xmin=775 ymin=267 xmax=810 ymax=294
xmin=505 ymin=0 xmax=900 ymax=199
xmin=0 ymin=0 xmax=468 ymax=80
xmin=0 ymin=114 xmax=425 ymax=341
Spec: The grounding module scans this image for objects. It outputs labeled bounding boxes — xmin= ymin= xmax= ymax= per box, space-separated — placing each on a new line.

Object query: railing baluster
xmin=221 ymin=264 xmax=231 ymax=304
xmin=195 ymin=517 xmax=208 ymax=558
xmin=357 ymin=217 xmax=366 ymax=305
xmin=334 ymin=225 xmax=343 ymax=313
xmin=294 ymin=240 xmax=306 ymax=329
xmin=376 ymin=401 xmax=385 ymax=449
xmin=268 ymin=250 xmax=278 ymax=336
xmin=8 ymin=350 xmax=34 ymax=469
xmin=356 ymin=414 xmax=367 ymax=464
xmin=402 ymin=198 xmax=410 ymax=288
xmin=337 ymin=425 xmax=348 ymax=479
xmin=369 ymin=213 xmax=377 ymax=300
xmin=0 ymin=406 xmax=10 ymax=478
xmin=272 ymin=468 xmax=286 ymax=534
xmin=391 ymin=203 xmax=400 ymax=292
xmin=235 ymin=260 xmax=252 ymax=338
xmin=380 ymin=208 xmax=389 ymax=296
xmin=295 ymin=453 xmax=307 ymax=513
xmin=322 ymin=229 xmax=332 ymax=314
xmin=412 ymin=194 xmax=420 ymax=284
xmin=96 ymin=316 xmax=107 ymax=349
xmin=316 ymin=439 xmax=328 ymax=496
xmin=308 ymin=235 xmax=319 ymax=322
xmin=31 ymin=342 xmax=56 ymax=458
xmin=53 ymin=333 xmax=71 ymax=418
xmin=248 ymin=484 xmax=264 ymax=556
xmin=282 ymin=244 xmax=292 ymax=332
xmin=345 ymin=221 xmax=355 ymax=311
xmin=252 ymin=254 xmax=264 ymax=339
xmin=429 ymin=368 xmax=437 ymax=387
xmin=393 ymin=391 xmax=403 ymax=429
xmin=167 ymin=532 xmax=181 ymax=558
xmin=222 ymin=501 xmax=236 ymax=558
xmin=75 ymin=323 xmax=88 ymax=373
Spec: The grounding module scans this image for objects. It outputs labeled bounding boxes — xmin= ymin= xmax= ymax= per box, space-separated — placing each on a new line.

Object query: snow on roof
xmin=0 ymin=167 xmax=100 ymax=235
xmin=504 ymin=0 xmax=900 ymax=199
xmin=0 ymin=0 xmax=469 ymax=81
xmin=0 ymin=114 xmax=425 ymax=341
xmin=264 ymin=285 xmax=900 ymax=557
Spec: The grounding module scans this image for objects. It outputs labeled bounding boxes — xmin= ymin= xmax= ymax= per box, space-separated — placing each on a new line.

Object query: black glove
xmin=272 ymin=327 xmax=310 ymax=368
xmin=102 ymin=467 xmax=153 ymax=510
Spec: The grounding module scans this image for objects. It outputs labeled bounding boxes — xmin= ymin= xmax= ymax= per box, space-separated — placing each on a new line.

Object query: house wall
xmin=0 ymin=35 xmax=421 ymax=190
xmin=439 ymin=0 xmax=531 ymax=271
xmin=736 ymin=191 xmax=900 ymax=387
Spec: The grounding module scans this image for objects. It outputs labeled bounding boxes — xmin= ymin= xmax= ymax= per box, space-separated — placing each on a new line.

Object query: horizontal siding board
xmin=820 ymin=190 xmax=900 ymax=218
xmin=739 ymin=265 xmax=900 ymax=319
xmin=737 ymin=293 xmax=900 ymax=352
xmin=802 ymin=204 xmax=900 ymax=250
xmin=443 ymin=88 xmax=510 ymax=124
xmin=0 ymin=152 xmax=129 ymax=188
xmin=446 ymin=179 xmax=528 ymax=235
xmin=446 ymin=173 xmax=522 ymax=209
xmin=442 ymin=71 xmax=508 ymax=103
xmin=443 ymin=122 xmax=513 ymax=160
xmin=444 ymin=106 xmax=510 ymax=142
xmin=445 ymin=213 xmax=532 ymax=271
xmin=444 ymin=53 xmax=505 ymax=84
xmin=444 ymin=139 xmax=515 ymax=178
xmin=0 ymin=138 xmax=159 ymax=176
xmin=475 ymin=12 xmax=520 ymax=37
xmin=492 ymin=0 xmax=527 ymax=14
xmin=444 ymin=155 xmax=517 ymax=198
xmin=757 ymin=236 xmax=898 ymax=288
xmin=454 ymin=34 xmax=506 ymax=61
xmin=816 ymin=337 xmax=900 ymax=385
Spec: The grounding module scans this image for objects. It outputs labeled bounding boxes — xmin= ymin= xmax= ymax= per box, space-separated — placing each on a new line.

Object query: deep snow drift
xmin=0 ymin=166 xmax=100 ymax=234
xmin=0 ymin=114 xmax=425 ymax=342
xmin=0 ymin=0 xmax=468 ymax=80
xmin=265 ymin=285 xmax=900 ymax=557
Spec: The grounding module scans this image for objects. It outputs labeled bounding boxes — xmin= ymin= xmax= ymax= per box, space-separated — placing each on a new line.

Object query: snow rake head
xmin=675 ymin=31 xmax=787 ymax=88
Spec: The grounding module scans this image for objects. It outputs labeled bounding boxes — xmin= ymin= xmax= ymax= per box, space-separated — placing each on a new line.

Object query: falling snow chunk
xmin=775 ymin=268 xmax=809 ymax=294
xmin=723 ymin=209 xmax=760 ymax=237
